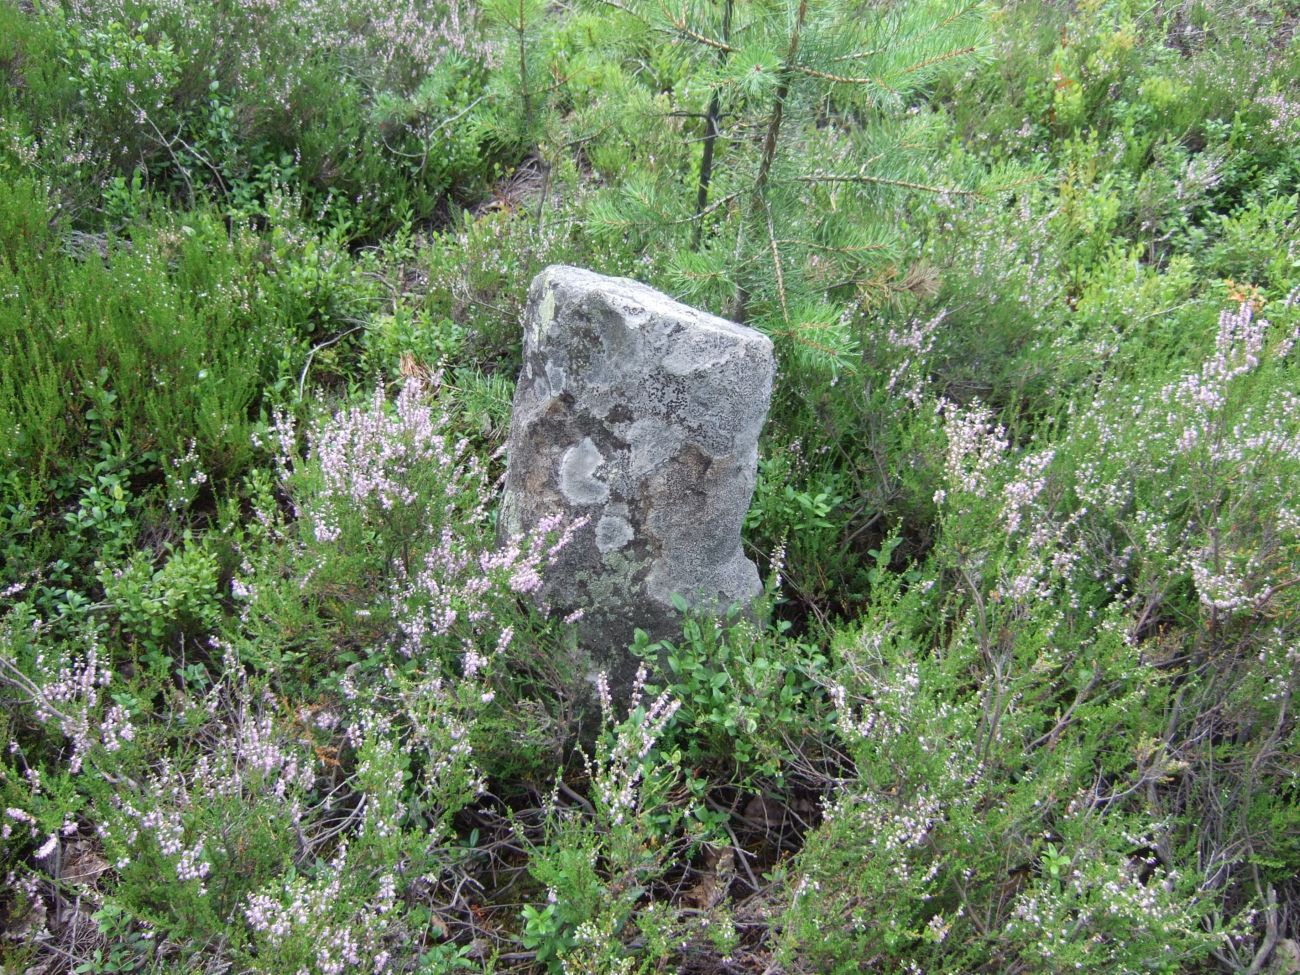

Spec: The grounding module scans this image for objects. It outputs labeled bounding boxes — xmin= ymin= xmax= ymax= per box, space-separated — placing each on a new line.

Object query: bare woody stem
xmin=732 ymin=0 xmax=808 ymax=321
xmin=692 ymin=0 xmax=734 ymax=248
xmin=754 ymin=0 xmax=809 ymax=200
xmin=519 ymin=0 xmax=532 ymax=130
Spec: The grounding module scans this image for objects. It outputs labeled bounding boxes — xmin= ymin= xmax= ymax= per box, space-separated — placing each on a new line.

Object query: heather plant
xmin=771 ymin=523 xmax=1227 ymax=972
xmin=254 ymin=375 xmax=584 ymax=680
xmin=1 ymin=388 xmax=584 ymax=970
xmin=5 ymin=0 xmax=494 ymax=234
xmin=520 ymin=669 xmax=706 ymax=974
xmin=754 ymin=280 xmax=1299 ymax=969
xmin=916 ymin=188 xmax=1080 ymax=416
xmin=4 ymin=612 xmax=491 ymax=970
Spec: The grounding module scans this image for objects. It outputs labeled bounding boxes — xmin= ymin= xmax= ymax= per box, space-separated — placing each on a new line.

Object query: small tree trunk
xmin=732 ymin=0 xmax=809 ymax=319
xmin=753 ymin=0 xmax=809 ymax=199
xmin=518 ymin=0 xmax=532 ymax=133
xmin=692 ymin=0 xmax=734 ymax=249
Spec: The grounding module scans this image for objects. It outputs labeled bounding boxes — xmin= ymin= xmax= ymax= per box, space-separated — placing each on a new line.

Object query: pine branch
xmin=519 ymin=0 xmax=533 ymax=128
xmin=868 ymin=0 xmax=985 ymax=54
xmin=935 ymin=0 xmax=987 ymax=32
xmin=793 ymin=64 xmax=899 ymax=94
xmin=771 ymin=321 xmax=854 ymax=362
xmin=774 ymin=238 xmax=891 ymax=254
xmin=894 ymin=45 xmax=980 ymax=79
xmin=806 ymin=43 xmax=979 ymax=92
xmin=828 ymin=48 xmax=884 ymax=64
xmin=764 ymin=197 xmax=790 ymax=324
xmin=795 ymin=170 xmax=979 ymax=196
xmin=679 ymin=191 xmax=740 ymax=225
xmin=754 ymin=0 xmax=809 ymax=197
xmin=655 ymin=0 xmax=735 ymax=52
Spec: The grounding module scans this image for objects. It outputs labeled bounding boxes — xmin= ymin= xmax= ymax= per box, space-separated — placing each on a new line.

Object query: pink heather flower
xmin=534 ymin=513 xmax=565 ymax=536
xmin=587 ymin=679 xmax=681 ymax=826
xmin=1002 ymin=448 xmax=1055 ymax=534
xmin=34 ymin=833 xmax=59 ymax=860
xmin=463 ymin=648 xmax=486 ymax=678
xmin=495 ymin=626 xmax=514 ymax=654
xmin=509 ymin=564 xmax=543 ymax=594
xmin=1257 ymin=93 xmax=1300 ymax=131
xmin=884 ymin=309 xmax=945 ymax=405
xmin=101 ymin=704 xmax=135 ymax=752
xmin=937 ymin=398 xmax=1008 ymax=499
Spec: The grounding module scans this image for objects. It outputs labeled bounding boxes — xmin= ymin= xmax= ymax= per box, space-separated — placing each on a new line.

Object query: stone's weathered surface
xmin=501 ymin=265 xmax=775 ymax=688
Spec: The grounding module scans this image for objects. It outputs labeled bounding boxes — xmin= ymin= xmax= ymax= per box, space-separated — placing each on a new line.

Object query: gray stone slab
xmin=501 ymin=266 xmax=774 ymax=691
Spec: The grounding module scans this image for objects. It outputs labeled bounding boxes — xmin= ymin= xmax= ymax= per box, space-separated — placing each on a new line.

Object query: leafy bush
xmin=636 ymin=600 xmax=829 ymax=781
xmin=2 ymin=199 xmax=301 ymax=484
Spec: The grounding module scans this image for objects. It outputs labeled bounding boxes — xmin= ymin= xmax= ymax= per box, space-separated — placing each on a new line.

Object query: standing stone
xmin=501 ymin=265 xmax=774 ymax=688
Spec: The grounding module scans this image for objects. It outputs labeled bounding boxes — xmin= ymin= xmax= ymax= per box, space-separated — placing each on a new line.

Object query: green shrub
xmin=0 ymin=194 xmax=313 ymax=499
xmin=635 ymin=600 xmax=829 ymax=782
xmin=2 ymin=0 xmax=496 ymax=235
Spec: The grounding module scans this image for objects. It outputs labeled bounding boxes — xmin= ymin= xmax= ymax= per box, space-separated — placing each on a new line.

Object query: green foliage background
xmin=1 ymin=0 xmax=1299 ymax=970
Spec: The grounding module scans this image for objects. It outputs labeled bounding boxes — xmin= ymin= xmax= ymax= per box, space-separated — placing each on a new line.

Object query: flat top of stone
xmin=537 ymin=265 xmax=771 ymax=349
